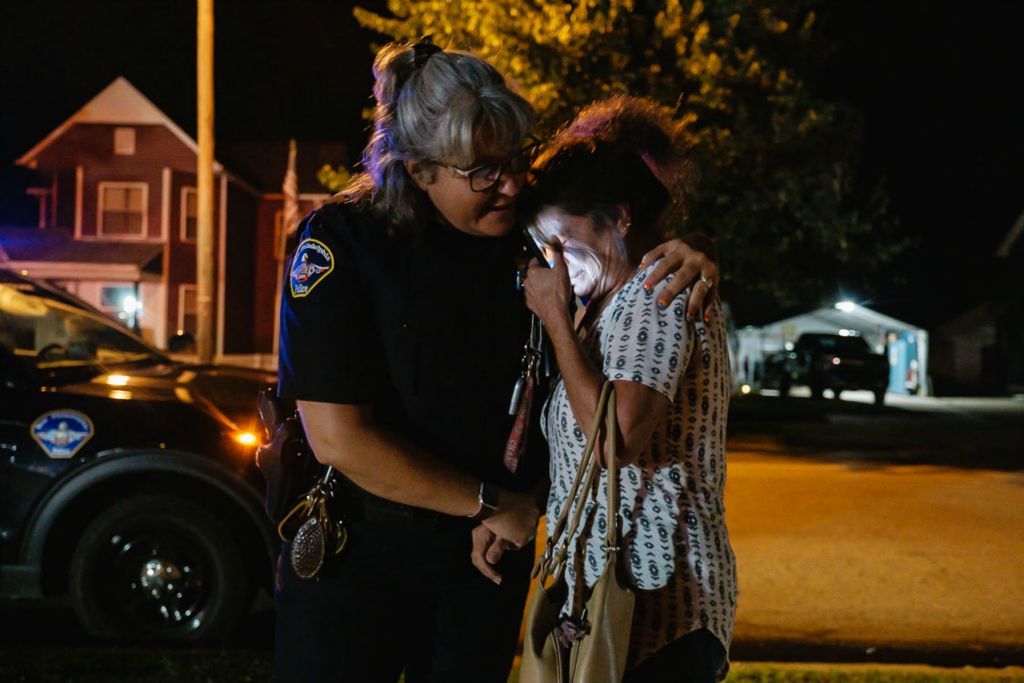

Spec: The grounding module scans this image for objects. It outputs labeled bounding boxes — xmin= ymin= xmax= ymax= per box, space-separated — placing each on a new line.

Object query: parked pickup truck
xmin=763 ymin=332 xmax=890 ymax=404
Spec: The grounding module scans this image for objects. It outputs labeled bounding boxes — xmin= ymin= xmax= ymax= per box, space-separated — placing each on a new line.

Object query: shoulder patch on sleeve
xmin=290 ymin=238 xmax=335 ymax=298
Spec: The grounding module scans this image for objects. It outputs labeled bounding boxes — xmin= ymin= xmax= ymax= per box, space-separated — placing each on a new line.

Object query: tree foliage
xmin=317 ymin=164 xmax=352 ymax=193
xmin=353 ymin=0 xmax=904 ymax=316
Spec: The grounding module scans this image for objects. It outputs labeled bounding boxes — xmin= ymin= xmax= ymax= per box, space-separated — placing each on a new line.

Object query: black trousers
xmin=272 ymin=513 xmax=534 ymax=683
xmin=622 ymin=628 xmax=728 ymax=683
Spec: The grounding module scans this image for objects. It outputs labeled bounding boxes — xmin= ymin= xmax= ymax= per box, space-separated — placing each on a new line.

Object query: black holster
xmin=255 ymin=386 xmax=321 ymax=523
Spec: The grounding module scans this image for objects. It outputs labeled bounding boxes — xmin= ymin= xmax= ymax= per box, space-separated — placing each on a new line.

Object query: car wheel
xmin=69 ymin=494 xmax=248 ymax=643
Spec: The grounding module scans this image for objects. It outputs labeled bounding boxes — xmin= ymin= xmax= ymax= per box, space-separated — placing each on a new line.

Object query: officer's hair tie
xmin=389 ymin=36 xmax=442 ymax=111
xmin=412 ymin=36 xmax=442 ymax=69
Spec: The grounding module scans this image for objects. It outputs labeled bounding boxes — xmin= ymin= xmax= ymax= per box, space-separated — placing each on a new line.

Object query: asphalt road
xmin=724 ymin=393 xmax=1024 ymax=666
xmin=726 ymin=450 xmax=1024 ymax=665
xmin=3 ymin=392 xmax=1023 ymax=668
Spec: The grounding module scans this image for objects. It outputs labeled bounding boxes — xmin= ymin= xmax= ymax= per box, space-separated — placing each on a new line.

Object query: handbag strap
xmin=534 ymin=381 xmax=616 ymax=582
xmin=604 ymin=385 xmax=620 ymax=554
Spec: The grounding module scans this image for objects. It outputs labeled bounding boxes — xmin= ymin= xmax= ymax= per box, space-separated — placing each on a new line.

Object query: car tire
xmin=69 ymin=494 xmax=248 ymax=643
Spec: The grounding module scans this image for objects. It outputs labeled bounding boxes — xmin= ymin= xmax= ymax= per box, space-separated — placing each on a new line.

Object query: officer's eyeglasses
xmin=441 ymin=141 xmax=541 ymax=193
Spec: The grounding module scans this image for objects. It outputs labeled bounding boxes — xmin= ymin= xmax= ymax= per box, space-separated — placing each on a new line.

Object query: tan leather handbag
xmin=521 ymin=382 xmax=636 ymax=683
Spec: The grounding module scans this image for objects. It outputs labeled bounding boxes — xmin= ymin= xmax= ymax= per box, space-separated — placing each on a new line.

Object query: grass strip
xmin=1 ymin=648 xmax=1021 ymax=682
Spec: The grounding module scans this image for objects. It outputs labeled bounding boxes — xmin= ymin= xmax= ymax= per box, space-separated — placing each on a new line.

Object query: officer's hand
xmin=639 ymin=234 xmax=720 ymax=322
xmin=470 ymin=524 xmax=509 ymax=585
xmin=481 ymin=490 xmax=539 ymax=549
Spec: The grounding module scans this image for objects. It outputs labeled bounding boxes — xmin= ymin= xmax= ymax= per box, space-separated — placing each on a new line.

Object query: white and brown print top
xmin=542 ymin=263 xmax=738 ymax=667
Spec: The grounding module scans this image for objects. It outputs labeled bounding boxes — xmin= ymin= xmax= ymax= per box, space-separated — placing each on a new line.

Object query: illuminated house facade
xmin=2 ymin=77 xmax=338 ymax=362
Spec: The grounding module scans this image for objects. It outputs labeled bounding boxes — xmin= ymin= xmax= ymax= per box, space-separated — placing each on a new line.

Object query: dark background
xmin=2 ymin=0 xmax=1021 ymax=327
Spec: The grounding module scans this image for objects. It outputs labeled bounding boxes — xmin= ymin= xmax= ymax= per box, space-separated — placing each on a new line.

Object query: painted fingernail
xmin=657 ymin=299 xmax=668 ymax=311
xmin=643 ymin=282 xmax=653 ymax=295
xmin=685 ymin=311 xmax=694 ymax=322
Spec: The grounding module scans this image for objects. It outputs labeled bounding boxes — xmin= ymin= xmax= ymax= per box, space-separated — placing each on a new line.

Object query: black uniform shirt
xmin=278 ymin=201 xmax=546 ymax=492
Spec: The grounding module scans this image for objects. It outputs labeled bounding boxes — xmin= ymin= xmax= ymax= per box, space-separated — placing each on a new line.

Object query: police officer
xmin=273 ymin=39 xmax=719 ymax=683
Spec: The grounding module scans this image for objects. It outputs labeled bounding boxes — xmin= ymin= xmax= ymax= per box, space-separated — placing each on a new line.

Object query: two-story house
xmin=1 ymin=77 xmax=342 ymax=365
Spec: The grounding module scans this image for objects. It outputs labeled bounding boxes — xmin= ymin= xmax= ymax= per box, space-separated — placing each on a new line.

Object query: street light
xmin=835 ymin=301 xmax=856 ymax=312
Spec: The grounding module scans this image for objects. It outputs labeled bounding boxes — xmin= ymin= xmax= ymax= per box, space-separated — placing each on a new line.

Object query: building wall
xmin=252 ymin=196 xmax=325 ymax=353
xmin=223 ymin=183 xmax=259 ymax=354
xmin=138 ymin=281 xmax=164 ymax=347
xmin=931 ymin=304 xmax=999 ymax=394
xmin=55 ymin=168 xmax=75 ymax=230
xmin=165 ymin=170 xmax=224 ymax=341
xmin=34 ymin=124 xmax=196 ymax=173
xmin=253 ymin=200 xmax=280 ymax=353
xmin=34 ymin=124 xmax=197 ymax=242
xmin=22 ymin=121 xmax=296 ymax=356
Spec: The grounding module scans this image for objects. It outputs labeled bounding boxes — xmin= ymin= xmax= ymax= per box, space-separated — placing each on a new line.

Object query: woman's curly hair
xmin=522 ymin=96 xmax=694 ymax=263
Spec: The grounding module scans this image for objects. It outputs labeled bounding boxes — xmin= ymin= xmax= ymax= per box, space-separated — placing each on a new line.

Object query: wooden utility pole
xmin=196 ymin=0 xmax=215 ymax=362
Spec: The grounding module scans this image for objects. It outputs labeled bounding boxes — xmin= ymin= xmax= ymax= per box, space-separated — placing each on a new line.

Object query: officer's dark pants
xmin=272 ymin=513 xmax=534 ymax=683
xmin=622 ymin=628 xmax=728 ymax=683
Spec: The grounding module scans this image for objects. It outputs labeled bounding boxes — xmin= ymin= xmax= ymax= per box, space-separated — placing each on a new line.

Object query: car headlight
xmin=233 ymin=431 xmax=258 ymax=447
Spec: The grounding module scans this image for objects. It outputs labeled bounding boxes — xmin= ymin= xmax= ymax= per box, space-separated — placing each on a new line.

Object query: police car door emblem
xmin=30 ymin=410 xmax=95 ymax=459
xmin=290 ymin=239 xmax=335 ymax=298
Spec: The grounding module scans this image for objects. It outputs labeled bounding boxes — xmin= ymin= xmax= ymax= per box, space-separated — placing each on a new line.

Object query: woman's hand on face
xmin=639 ymin=235 xmax=720 ymax=322
xmin=523 ymin=248 xmax=573 ymax=330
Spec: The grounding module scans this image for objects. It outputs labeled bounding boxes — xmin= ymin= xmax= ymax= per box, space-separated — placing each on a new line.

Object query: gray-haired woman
xmin=274 ymin=40 xmax=720 ymax=682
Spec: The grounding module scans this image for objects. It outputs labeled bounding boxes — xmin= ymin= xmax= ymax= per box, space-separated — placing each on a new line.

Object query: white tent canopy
xmin=736 ymin=303 xmax=930 ymax=396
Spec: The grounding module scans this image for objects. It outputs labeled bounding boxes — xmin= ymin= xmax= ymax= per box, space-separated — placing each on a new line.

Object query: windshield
xmin=0 ymin=282 xmax=166 ymax=376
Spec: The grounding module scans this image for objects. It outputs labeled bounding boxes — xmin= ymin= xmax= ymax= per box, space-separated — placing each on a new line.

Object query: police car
xmin=0 ymin=271 xmax=278 ymax=642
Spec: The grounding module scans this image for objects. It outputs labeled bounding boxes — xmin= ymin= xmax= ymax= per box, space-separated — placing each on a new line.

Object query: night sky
xmin=2 ymin=0 xmax=1021 ymax=328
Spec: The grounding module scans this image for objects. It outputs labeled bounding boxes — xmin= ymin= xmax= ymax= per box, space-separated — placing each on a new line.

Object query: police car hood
xmin=57 ymin=363 xmax=276 ymax=429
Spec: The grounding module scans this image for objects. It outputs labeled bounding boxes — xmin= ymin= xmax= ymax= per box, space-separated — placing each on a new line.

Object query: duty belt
xmin=335 ymin=475 xmax=456 ymax=526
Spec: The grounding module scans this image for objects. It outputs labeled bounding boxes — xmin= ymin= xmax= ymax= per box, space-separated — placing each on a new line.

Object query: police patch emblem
xmin=290 ymin=239 xmax=334 ymax=298
xmin=31 ymin=410 xmax=94 ymax=459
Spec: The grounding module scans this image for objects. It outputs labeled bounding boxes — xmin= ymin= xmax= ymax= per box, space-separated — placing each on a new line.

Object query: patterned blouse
xmin=542 ymin=263 xmax=738 ymax=668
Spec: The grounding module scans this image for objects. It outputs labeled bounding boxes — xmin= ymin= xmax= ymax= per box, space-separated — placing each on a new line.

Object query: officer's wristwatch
xmin=468 ymin=481 xmax=500 ymax=521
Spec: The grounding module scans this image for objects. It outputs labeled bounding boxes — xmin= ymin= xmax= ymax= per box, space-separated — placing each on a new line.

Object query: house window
xmin=178 ymin=284 xmax=197 ymax=335
xmin=114 ymin=127 xmax=136 ymax=155
xmin=180 ymin=187 xmax=197 ymax=242
xmin=98 ymin=182 xmax=148 ymax=238
xmin=99 ymin=285 xmax=135 ymax=312
xmin=99 ymin=284 xmax=140 ymax=328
